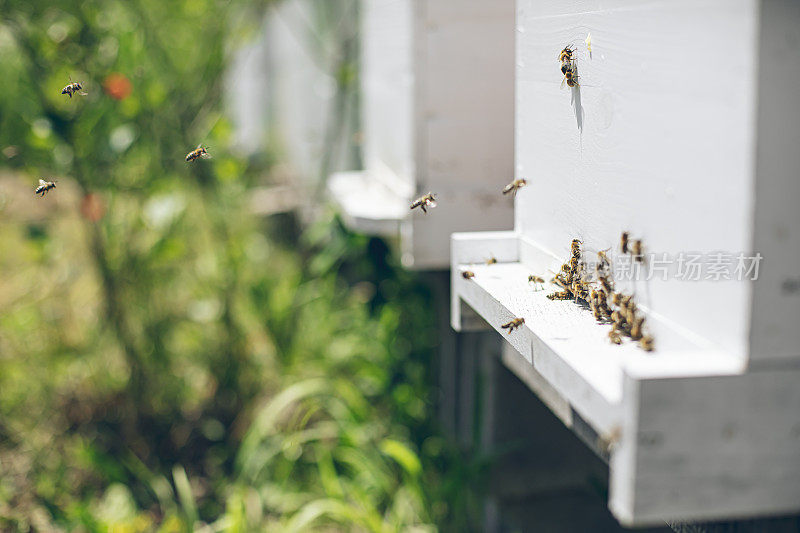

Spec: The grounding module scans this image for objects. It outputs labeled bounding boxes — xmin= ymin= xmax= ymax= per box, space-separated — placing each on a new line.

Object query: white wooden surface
xmin=611 ymin=368 xmax=800 ymax=526
xmin=361 ymin=0 xmax=416 ymax=199
xmin=333 ymin=0 xmax=515 ymax=269
xmin=515 ymin=0 xmax=758 ymax=362
xmin=228 ymin=0 xmax=358 ymax=185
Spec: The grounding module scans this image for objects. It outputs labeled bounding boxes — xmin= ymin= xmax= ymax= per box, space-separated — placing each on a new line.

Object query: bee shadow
xmin=571 ymin=84 xmax=584 ymax=132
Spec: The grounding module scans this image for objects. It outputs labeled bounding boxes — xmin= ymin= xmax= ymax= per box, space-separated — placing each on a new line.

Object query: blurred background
xmin=0 ymin=0 xmax=484 ymax=530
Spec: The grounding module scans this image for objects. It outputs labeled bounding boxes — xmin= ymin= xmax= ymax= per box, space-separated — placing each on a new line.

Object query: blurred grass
xmin=0 ymin=0 xmax=483 ymax=530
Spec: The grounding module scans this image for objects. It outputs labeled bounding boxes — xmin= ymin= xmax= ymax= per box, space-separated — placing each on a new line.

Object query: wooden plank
xmin=610 ymin=368 xmax=800 ymax=525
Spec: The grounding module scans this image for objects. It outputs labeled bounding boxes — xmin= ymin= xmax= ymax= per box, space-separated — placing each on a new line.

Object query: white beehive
xmin=329 ymin=0 xmax=516 ymax=269
xmin=452 ymin=0 xmax=800 ymax=525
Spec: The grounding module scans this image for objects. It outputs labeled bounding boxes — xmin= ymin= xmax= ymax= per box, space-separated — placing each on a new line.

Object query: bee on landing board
xmin=528 ymin=275 xmax=545 ymax=290
xmin=485 ymin=256 xmax=497 ymax=265
xmin=61 ymin=78 xmax=87 ymax=98
xmin=502 ymin=178 xmax=527 ymax=197
xmin=501 ymin=317 xmax=525 ymax=334
xmin=35 ymin=179 xmax=56 ymax=197
xmin=185 ymin=144 xmax=211 ymax=162
xmin=639 ymin=335 xmax=655 ymax=352
xmin=547 ymin=290 xmax=573 ymax=301
xmin=410 ymin=192 xmax=437 ymax=213
xmin=462 ymin=270 xmax=475 ymax=280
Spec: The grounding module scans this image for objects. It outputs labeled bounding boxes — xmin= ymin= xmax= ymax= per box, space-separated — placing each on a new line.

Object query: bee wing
xmin=38 ymin=179 xmax=47 ymax=186
xmin=427 ymin=198 xmax=437 ymax=208
xmin=560 ymin=76 xmax=567 ymax=89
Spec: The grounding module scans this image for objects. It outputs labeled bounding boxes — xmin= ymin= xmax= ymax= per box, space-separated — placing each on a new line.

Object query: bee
xmin=595 ymin=288 xmax=608 ymax=307
xmin=501 ymin=317 xmax=525 ymax=334
xmin=185 ymin=144 xmax=211 ymax=162
xmin=547 ymin=290 xmax=573 ymax=300
xmin=630 ymin=316 xmax=645 ymax=341
xmin=61 ymin=78 xmax=87 ymax=98
xmin=591 ymin=299 xmax=605 ymax=321
xmin=561 ymin=63 xmax=580 ymax=88
xmin=410 ymin=192 xmax=437 ymax=213
xmin=632 ymin=239 xmax=645 ymax=263
xmin=598 ymin=274 xmax=613 ymax=294
xmin=35 ymin=179 xmax=57 ymax=197
xmin=620 ymin=232 xmax=630 ymax=254
xmin=611 ymin=310 xmax=625 ymax=326
xmin=639 ymin=335 xmax=655 ymax=352
xmin=570 ymin=239 xmax=582 ymax=258
xmin=558 ymin=45 xmax=576 ymax=64
xmin=502 ymin=178 xmax=528 ymax=197
xmin=486 ymin=256 xmax=498 ymax=265
xmin=528 ymin=275 xmax=545 ymax=290
xmin=597 ymin=248 xmax=611 ymax=270
xmin=608 ymin=329 xmax=622 ymax=345
xmin=462 ymin=270 xmax=475 ymax=279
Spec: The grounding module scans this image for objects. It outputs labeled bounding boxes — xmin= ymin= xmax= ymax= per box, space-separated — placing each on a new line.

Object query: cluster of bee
xmin=35 ymin=79 xmax=212 ymax=199
xmin=546 ymin=236 xmax=654 ymax=352
xmin=559 ymin=45 xmax=580 ymax=89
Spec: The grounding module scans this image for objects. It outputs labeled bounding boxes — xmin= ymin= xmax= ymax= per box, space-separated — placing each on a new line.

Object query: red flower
xmin=103 ymin=73 xmax=132 ymax=101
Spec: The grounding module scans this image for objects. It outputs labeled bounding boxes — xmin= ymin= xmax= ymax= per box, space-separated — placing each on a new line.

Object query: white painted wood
xmin=361 ymin=0 xmax=416 ymax=198
xmin=516 ymin=0 xmax=758 ymax=362
xmin=335 ymin=0 xmax=516 ymax=269
xmin=228 ymin=0 xmax=358 ymax=184
xmin=749 ymin=0 xmax=800 ymax=365
xmin=610 ymin=368 xmax=800 ymax=526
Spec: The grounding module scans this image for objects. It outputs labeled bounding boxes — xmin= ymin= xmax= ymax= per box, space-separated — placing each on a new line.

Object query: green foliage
xmin=0 ymin=0 xmax=480 ymax=530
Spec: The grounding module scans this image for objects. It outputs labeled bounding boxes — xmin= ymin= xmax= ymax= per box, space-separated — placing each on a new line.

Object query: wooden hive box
xmin=451 ymin=0 xmax=800 ymax=525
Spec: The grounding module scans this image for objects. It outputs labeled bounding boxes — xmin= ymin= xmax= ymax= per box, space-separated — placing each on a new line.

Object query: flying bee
xmin=502 ymin=178 xmax=528 ymax=197
xmin=410 ymin=192 xmax=437 ymax=213
xmin=608 ymin=329 xmax=622 ymax=345
xmin=35 ymin=179 xmax=57 ymax=197
xmin=528 ymin=275 xmax=545 ymax=290
xmin=462 ymin=270 xmax=475 ymax=279
xmin=558 ymin=44 xmax=576 ymax=64
xmin=501 ymin=317 xmax=525 ymax=334
xmin=486 ymin=255 xmax=498 ymax=265
xmin=631 ymin=239 xmax=645 ymax=263
xmin=185 ymin=144 xmax=211 ymax=162
xmin=639 ymin=335 xmax=655 ymax=352
xmin=547 ymin=290 xmax=573 ymax=300
xmin=61 ymin=78 xmax=87 ymax=98
xmin=630 ymin=316 xmax=645 ymax=341
xmin=620 ymin=232 xmax=630 ymax=254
